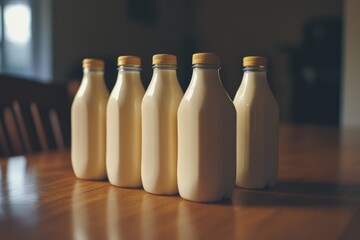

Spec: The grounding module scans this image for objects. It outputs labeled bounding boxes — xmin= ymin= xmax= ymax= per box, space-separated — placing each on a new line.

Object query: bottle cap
xmin=152 ymin=54 xmax=177 ymax=65
xmin=192 ymin=53 xmax=219 ymax=65
xmin=243 ymin=56 xmax=267 ymax=67
xmin=118 ymin=56 xmax=141 ymax=67
xmin=83 ymin=59 xmax=104 ymax=69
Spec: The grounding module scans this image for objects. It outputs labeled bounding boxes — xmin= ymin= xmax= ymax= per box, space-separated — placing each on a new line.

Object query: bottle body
xmin=141 ymin=64 xmax=183 ymax=195
xmin=234 ymin=67 xmax=279 ymax=189
xmin=106 ymin=66 xmax=145 ymax=187
xmin=177 ymin=65 xmax=236 ymax=202
xmin=71 ymin=66 xmax=109 ymax=180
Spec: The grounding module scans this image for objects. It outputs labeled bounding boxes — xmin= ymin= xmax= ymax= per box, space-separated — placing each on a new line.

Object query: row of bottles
xmin=71 ymin=53 xmax=279 ymax=203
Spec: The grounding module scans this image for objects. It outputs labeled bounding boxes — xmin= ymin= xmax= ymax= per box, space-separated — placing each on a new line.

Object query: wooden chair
xmin=0 ymin=75 xmax=71 ymax=156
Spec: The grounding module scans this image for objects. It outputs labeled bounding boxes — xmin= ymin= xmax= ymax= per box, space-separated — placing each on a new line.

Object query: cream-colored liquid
xmin=71 ymin=69 xmax=109 ymax=180
xmin=141 ymin=67 xmax=183 ymax=195
xmin=234 ymin=70 xmax=279 ymax=189
xmin=177 ymin=67 xmax=236 ymax=202
xmin=106 ymin=69 xmax=145 ymax=187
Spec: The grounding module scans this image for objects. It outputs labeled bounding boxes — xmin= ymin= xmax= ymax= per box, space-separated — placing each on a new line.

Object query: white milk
xmin=141 ymin=54 xmax=183 ymax=195
xmin=106 ymin=56 xmax=145 ymax=187
xmin=234 ymin=56 xmax=279 ymax=189
xmin=71 ymin=59 xmax=109 ymax=180
xmin=177 ymin=53 xmax=236 ymax=202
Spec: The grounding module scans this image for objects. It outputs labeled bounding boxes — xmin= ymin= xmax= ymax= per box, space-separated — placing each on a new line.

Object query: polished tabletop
xmin=1 ymin=125 xmax=360 ymax=240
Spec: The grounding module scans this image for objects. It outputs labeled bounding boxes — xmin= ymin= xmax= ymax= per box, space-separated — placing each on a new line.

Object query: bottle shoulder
xmin=144 ymin=77 xmax=183 ymax=100
xmin=73 ymin=86 xmax=109 ymax=105
xmin=234 ymin=92 xmax=278 ymax=108
xmin=180 ymin=87 xmax=234 ymax=114
xmin=234 ymin=93 xmax=279 ymax=120
xmin=235 ymin=80 xmax=277 ymax=104
xmin=72 ymin=94 xmax=108 ymax=115
xmin=110 ymin=79 xmax=144 ymax=99
xmin=183 ymin=79 xmax=230 ymax=102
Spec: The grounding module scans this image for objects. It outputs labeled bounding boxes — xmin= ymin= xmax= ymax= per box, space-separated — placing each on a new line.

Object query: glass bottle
xmin=234 ymin=56 xmax=279 ymax=189
xmin=141 ymin=54 xmax=183 ymax=195
xmin=177 ymin=53 xmax=236 ymax=202
xmin=106 ymin=56 xmax=145 ymax=187
xmin=71 ymin=59 xmax=109 ymax=179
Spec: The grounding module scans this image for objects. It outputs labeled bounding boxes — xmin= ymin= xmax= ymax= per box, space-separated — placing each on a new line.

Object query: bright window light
xmin=4 ymin=3 xmax=31 ymax=44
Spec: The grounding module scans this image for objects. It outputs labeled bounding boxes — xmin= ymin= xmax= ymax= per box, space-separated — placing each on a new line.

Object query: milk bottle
xmin=141 ymin=54 xmax=183 ymax=195
xmin=177 ymin=53 xmax=236 ymax=202
xmin=234 ymin=56 xmax=279 ymax=189
xmin=107 ymin=56 xmax=145 ymax=187
xmin=71 ymin=59 xmax=109 ymax=179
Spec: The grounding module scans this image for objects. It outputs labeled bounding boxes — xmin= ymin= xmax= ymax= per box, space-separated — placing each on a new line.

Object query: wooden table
xmin=1 ymin=125 xmax=359 ymax=240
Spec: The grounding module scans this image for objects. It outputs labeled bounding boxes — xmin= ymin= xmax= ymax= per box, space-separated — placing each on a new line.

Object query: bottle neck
xmin=242 ymin=66 xmax=269 ymax=89
xmin=152 ymin=64 xmax=177 ymax=81
xmin=83 ymin=68 xmax=104 ymax=78
xmin=115 ymin=66 xmax=142 ymax=86
xmin=243 ymin=66 xmax=267 ymax=72
xmin=152 ymin=64 xmax=177 ymax=70
xmin=118 ymin=66 xmax=141 ymax=72
xmin=193 ymin=64 xmax=220 ymax=70
xmin=76 ymin=67 xmax=108 ymax=97
xmin=191 ymin=64 xmax=221 ymax=84
xmin=117 ymin=66 xmax=141 ymax=80
xmin=82 ymin=68 xmax=106 ymax=87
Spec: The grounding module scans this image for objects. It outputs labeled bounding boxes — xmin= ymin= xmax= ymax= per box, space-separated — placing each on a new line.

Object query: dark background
xmin=1 ymin=0 xmax=344 ymax=125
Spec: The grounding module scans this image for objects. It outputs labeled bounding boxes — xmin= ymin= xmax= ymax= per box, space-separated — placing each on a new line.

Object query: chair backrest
xmin=0 ymin=75 xmax=70 ymax=156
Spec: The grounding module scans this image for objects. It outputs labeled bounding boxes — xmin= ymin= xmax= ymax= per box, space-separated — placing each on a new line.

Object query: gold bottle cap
xmin=243 ymin=56 xmax=267 ymax=67
xmin=117 ymin=55 xmax=141 ymax=67
xmin=82 ymin=59 xmax=105 ymax=69
xmin=192 ymin=53 xmax=219 ymax=65
xmin=152 ymin=54 xmax=177 ymax=65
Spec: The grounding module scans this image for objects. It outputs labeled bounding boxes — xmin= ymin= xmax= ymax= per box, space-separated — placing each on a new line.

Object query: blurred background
xmin=0 ymin=0 xmax=358 ymax=128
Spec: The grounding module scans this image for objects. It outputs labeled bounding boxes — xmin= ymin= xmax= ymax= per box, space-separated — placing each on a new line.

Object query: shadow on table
xmin=230 ymin=180 xmax=360 ymax=207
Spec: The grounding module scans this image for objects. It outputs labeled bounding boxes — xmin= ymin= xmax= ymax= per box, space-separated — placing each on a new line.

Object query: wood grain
xmin=0 ymin=125 xmax=359 ymax=240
